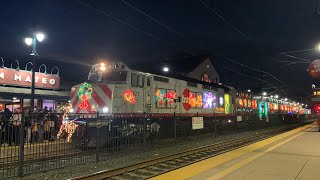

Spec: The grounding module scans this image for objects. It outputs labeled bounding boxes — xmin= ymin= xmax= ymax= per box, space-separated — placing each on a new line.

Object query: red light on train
xmin=315 ymin=105 xmax=320 ymax=112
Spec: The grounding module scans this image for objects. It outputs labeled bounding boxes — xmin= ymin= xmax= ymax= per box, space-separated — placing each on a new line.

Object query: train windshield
xmin=88 ymin=63 xmax=127 ymax=83
xmin=101 ymin=70 xmax=127 ymax=82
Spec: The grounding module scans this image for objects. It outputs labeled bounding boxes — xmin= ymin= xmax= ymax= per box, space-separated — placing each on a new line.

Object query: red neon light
xmin=122 ymin=89 xmax=136 ymax=104
xmin=79 ymin=95 xmax=90 ymax=109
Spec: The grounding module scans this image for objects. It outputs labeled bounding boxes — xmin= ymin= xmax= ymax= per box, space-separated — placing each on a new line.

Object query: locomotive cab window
xmin=131 ymin=73 xmax=144 ymax=87
xmin=100 ymin=70 xmax=127 ymax=82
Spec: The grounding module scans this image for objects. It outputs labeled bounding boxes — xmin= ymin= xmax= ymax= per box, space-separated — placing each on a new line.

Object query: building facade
xmin=0 ymin=62 xmax=70 ymax=112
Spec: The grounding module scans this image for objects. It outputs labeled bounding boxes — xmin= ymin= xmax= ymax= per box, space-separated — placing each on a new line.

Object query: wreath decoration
xmin=78 ymin=82 xmax=93 ymax=109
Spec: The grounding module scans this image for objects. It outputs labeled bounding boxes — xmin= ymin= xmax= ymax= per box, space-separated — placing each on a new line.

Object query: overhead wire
xmin=221 ymin=55 xmax=287 ymax=85
xmin=76 ymin=0 xmax=289 ymax=94
xmin=280 ymin=53 xmax=311 ymax=63
xmin=50 ymin=0 xmax=296 ymax=97
xmin=281 ymin=48 xmax=315 ymax=54
xmin=199 ymin=0 xmax=248 ymax=39
xmin=119 ymin=0 xmax=286 ymax=87
xmin=225 ymin=67 xmax=297 ymax=97
xmin=196 ymin=0 xmax=289 ymax=86
xmin=224 ymin=67 xmax=278 ymax=89
xmin=120 ymin=0 xmax=185 ymax=39
xmin=76 ymin=0 xmax=194 ymax=55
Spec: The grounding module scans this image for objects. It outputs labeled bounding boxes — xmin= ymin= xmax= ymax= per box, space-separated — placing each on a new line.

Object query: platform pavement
xmin=151 ymin=123 xmax=320 ymax=180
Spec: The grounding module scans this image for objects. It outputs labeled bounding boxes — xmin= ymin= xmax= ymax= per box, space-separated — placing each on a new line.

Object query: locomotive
xmin=70 ymin=62 xmax=235 ymax=115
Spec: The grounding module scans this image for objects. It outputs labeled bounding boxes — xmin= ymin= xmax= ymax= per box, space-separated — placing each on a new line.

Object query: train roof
xmin=127 ymin=64 xmax=231 ymax=92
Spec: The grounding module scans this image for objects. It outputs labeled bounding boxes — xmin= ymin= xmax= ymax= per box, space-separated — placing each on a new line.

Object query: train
xmin=65 ymin=62 xmax=311 ymax=148
xmin=70 ymin=62 xmax=235 ymax=115
xmin=70 ymin=62 xmax=309 ymax=116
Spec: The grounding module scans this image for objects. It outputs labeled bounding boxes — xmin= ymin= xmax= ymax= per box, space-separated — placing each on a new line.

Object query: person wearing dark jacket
xmin=3 ymin=108 xmax=12 ymax=145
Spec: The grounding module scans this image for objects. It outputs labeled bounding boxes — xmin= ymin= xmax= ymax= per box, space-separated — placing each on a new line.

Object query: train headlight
xmin=228 ymin=119 xmax=232 ymax=123
xmin=70 ymin=108 xmax=74 ymax=113
xmin=100 ymin=66 xmax=106 ymax=71
xmin=100 ymin=62 xmax=106 ymax=71
xmin=103 ymin=107 xmax=109 ymax=113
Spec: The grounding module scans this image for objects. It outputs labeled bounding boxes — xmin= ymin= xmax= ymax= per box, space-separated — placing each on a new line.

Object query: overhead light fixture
xmin=25 ymin=38 xmax=33 ymax=46
xmin=36 ymin=33 xmax=45 ymax=42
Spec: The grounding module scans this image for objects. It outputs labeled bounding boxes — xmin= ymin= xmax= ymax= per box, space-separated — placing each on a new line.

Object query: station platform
xmin=151 ymin=123 xmax=320 ymax=180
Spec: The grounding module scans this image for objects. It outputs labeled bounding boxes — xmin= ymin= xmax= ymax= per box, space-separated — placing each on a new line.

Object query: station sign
xmin=192 ymin=117 xmax=204 ymax=130
xmin=0 ymin=68 xmax=60 ymax=89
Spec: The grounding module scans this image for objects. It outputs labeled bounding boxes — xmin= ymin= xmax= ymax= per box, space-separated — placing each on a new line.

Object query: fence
xmin=0 ymin=112 xmax=314 ymax=178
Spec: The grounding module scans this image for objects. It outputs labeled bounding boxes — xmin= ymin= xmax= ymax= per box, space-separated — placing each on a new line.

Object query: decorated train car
xmin=70 ymin=63 xmax=234 ymax=115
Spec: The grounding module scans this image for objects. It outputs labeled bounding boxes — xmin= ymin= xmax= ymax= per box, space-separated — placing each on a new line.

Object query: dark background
xmin=1 ymin=0 xmax=320 ymax=98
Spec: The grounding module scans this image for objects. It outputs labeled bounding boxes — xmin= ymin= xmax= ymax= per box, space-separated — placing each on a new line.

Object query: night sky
xmin=1 ymin=0 xmax=320 ymax=98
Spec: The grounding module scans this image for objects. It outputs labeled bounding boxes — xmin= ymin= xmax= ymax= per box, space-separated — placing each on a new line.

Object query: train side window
xmin=132 ymin=73 xmax=144 ymax=87
xmin=131 ymin=73 xmax=138 ymax=87
xmin=138 ymin=74 xmax=144 ymax=87
xmin=147 ymin=77 xmax=151 ymax=86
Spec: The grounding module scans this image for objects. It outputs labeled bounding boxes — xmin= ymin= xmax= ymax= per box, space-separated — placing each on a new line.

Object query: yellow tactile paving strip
xmin=150 ymin=124 xmax=312 ymax=180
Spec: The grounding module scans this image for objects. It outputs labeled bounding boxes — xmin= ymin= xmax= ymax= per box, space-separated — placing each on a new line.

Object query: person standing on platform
xmin=11 ymin=108 xmax=22 ymax=145
xmin=24 ymin=112 xmax=32 ymax=143
xmin=49 ymin=109 xmax=57 ymax=141
xmin=3 ymin=108 xmax=12 ymax=145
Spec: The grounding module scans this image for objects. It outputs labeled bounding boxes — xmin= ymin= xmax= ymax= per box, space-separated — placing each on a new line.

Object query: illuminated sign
xmin=251 ymin=100 xmax=257 ymax=109
xmin=224 ymin=94 xmax=230 ymax=114
xmin=203 ymin=92 xmax=216 ymax=109
xmin=182 ymin=88 xmax=202 ymax=111
xmin=122 ymin=89 xmax=136 ymax=104
xmin=243 ymin=99 xmax=247 ymax=107
xmin=238 ymin=98 xmax=243 ymax=106
xmin=189 ymin=92 xmax=202 ymax=108
xmin=155 ymin=89 xmax=166 ymax=108
xmin=247 ymin=100 xmax=251 ymax=108
xmin=0 ymin=68 xmax=60 ymax=89
xmin=219 ymin=97 xmax=224 ymax=106
xmin=258 ymin=102 xmax=263 ymax=118
xmin=264 ymin=102 xmax=269 ymax=116
xmin=166 ymin=90 xmax=177 ymax=108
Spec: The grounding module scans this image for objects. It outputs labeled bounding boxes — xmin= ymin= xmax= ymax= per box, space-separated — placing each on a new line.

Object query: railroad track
xmin=71 ymin=122 xmax=311 ymax=180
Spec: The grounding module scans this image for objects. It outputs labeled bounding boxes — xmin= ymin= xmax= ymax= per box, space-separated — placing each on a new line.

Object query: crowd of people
xmin=0 ymin=106 xmax=63 ymax=146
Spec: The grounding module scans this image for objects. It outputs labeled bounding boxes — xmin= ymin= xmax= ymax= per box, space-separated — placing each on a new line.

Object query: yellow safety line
xmin=207 ymin=129 xmax=306 ymax=180
xmin=150 ymin=125 xmax=311 ymax=180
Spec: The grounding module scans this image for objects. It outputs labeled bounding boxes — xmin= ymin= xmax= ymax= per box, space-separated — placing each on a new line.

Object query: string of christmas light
xmin=57 ymin=121 xmax=78 ymax=142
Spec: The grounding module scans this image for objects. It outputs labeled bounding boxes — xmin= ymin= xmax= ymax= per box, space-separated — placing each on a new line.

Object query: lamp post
xmin=162 ymin=66 xmax=169 ymax=72
xmin=25 ymin=32 xmax=45 ymax=111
